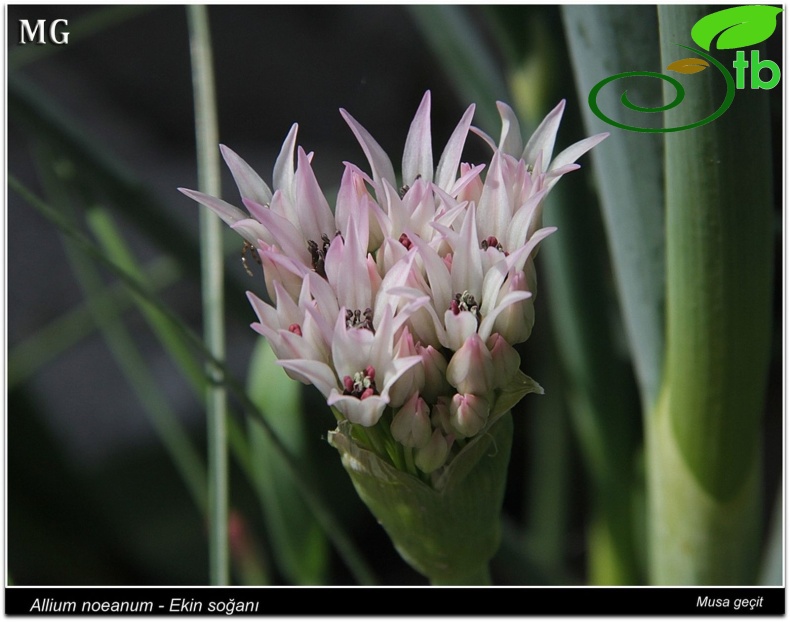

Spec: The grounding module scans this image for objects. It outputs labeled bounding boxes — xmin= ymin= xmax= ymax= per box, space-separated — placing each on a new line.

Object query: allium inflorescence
xmin=180 ymin=91 xmax=606 ymax=480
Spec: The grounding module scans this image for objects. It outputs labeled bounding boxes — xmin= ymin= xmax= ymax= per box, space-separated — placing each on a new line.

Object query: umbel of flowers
xmin=181 ymin=92 xmax=606 ymax=584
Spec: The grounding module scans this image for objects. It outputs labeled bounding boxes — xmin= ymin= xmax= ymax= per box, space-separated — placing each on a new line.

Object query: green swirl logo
xmin=589 ymin=5 xmax=782 ymax=133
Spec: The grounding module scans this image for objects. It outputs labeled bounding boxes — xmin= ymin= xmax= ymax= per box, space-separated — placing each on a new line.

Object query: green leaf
xmin=562 ymin=5 xmax=665 ymax=410
xmin=246 ymin=339 xmax=328 ymax=585
xmin=691 ymin=5 xmax=783 ymax=51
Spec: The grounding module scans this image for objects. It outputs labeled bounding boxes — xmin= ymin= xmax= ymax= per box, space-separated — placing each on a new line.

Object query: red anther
xmin=365 ymin=365 xmax=376 ymax=380
xmin=360 ymin=388 xmax=375 ymax=400
xmin=486 ymin=236 xmax=499 ymax=248
xmin=343 ymin=376 xmax=355 ymax=393
xmin=399 ymin=233 xmax=413 ymax=250
xmin=450 ymin=299 xmax=460 ymax=315
xmin=288 ymin=323 xmax=303 ymax=336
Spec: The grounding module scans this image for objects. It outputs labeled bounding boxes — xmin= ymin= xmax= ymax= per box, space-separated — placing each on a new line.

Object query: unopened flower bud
xmin=444 ymin=308 xmax=478 ymax=352
xmin=449 ymin=393 xmax=490 ymax=438
xmin=416 ymin=344 xmax=451 ymax=403
xmin=430 ymin=397 xmax=453 ymax=435
xmin=390 ymin=393 xmax=432 ymax=448
xmin=486 ymin=334 xmax=521 ymax=389
xmin=415 ymin=428 xmax=451 ymax=474
xmin=446 ymin=333 xmax=495 ymax=395
xmin=492 ymin=267 xmax=535 ymax=345
xmin=388 ymin=327 xmax=425 ymax=407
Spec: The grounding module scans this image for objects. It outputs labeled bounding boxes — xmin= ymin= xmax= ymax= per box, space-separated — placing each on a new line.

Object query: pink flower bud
xmin=449 ymin=393 xmax=490 ymax=438
xmin=416 ymin=344 xmax=451 ymax=403
xmin=430 ymin=398 xmax=453 ymax=436
xmin=486 ymin=334 xmax=521 ymax=388
xmin=390 ymin=393 xmax=432 ymax=448
xmin=414 ymin=428 xmax=451 ymax=474
xmin=388 ymin=327 xmax=426 ymax=408
xmin=446 ymin=333 xmax=495 ymax=395
xmin=492 ymin=268 xmax=534 ymax=344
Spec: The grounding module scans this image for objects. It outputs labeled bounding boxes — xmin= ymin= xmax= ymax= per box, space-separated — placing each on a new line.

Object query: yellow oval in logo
xmin=666 ymin=58 xmax=711 ymax=74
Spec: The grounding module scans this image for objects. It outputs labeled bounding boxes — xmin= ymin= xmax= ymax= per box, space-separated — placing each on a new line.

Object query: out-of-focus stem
xmin=187 ymin=5 xmax=228 ymax=586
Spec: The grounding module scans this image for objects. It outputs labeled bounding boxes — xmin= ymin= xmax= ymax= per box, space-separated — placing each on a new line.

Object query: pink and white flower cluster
xmin=181 ymin=92 xmax=606 ymax=474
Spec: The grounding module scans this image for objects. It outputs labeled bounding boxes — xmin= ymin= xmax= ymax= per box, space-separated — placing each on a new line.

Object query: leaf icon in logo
xmin=691 ymin=5 xmax=783 ymax=51
xmin=666 ymin=58 xmax=710 ymax=74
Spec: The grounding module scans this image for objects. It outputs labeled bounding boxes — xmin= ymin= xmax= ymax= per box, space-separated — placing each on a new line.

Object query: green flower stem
xmin=650 ymin=5 xmax=774 ymax=584
xmin=187 ymin=5 xmax=228 ymax=586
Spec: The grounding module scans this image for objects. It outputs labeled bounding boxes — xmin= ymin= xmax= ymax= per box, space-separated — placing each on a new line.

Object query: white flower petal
xmin=272 ymin=123 xmax=299 ymax=199
xmin=496 ymin=101 xmax=524 ymax=158
xmin=435 ymin=103 xmax=475 ymax=192
xmin=522 ymin=99 xmax=566 ymax=167
xmin=549 ymin=132 xmax=609 ymax=172
xmin=220 ymin=144 xmax=273 ymax=207
xmin=402 ymin=91 xmax=434 ymax=186
xmin=178 ymin=188 xmax=247 ymax=226
xmin=340 ymin=108 xmax=397 ymax=197
xmin=328 ymin=391 xmax=388 ymax=427
xmin=278 ymin=359 xmax=338 ymax=398
xmin=294 ymin=147 xmax=336 ymax=243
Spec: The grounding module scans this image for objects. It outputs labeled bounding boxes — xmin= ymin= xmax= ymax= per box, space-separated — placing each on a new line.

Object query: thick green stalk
xmin=187 ymin=5 xmax=228 ymax=586
xmin=650 ymin=6 xmax=773 ymax=584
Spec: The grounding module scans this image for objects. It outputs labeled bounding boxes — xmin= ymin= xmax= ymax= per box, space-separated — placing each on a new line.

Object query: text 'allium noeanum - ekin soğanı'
xmin=180 ymin=92 xmax=607 ymax=482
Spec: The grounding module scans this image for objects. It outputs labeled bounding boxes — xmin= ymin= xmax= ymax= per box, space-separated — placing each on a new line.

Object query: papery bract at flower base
xmin=328 ymin=370 xmax=542 ymax=584
xmin=330 ymin=412 xmax=512 ymax=584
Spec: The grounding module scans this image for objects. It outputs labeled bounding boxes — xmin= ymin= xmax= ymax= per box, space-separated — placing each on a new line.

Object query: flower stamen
xmin=342 ymin=367 xmax=378 ymax=399
xmin=307 ymin=232 xmax=341 ymax=279
xmin=346 ymin=308 xmax=375 ymax=332
xmin=241 ymin=241 xmax=261 ymax=277
xmin=450 ymin=291 xmax=481 ymax=321
xmin=480 ymin=236 xmax=506 ymax=254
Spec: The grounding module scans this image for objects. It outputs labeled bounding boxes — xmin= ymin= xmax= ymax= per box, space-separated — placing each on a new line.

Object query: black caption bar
xmin=5 ymin=587 xmax=785 ymax=615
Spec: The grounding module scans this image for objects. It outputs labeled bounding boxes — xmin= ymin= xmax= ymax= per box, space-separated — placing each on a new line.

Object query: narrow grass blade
xmin=247 ymin=339 xmax=328 ymax=584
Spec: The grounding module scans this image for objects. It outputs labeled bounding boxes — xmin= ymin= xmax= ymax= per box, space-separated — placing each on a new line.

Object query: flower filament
xmin=346 ymin=308 xmax=375 ymax=332
xmin=450 ymin=290 xmax=481 ymax=320
xmin=343 ymin=366 xmax=378 ymax=400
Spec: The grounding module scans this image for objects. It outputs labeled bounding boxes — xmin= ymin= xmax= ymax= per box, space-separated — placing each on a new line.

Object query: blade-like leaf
xmin=246 ymin=339 xmax=328 ymax=585
xmin=562 ymin=5 xmax=665 ymax=410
